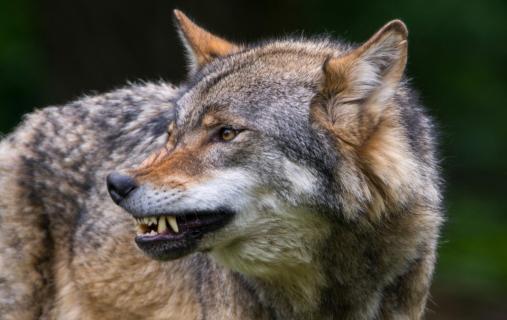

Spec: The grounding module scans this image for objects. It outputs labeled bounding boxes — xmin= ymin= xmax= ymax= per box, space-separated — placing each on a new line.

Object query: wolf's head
xmin=107 ymin=11 xmax=423 ymax=280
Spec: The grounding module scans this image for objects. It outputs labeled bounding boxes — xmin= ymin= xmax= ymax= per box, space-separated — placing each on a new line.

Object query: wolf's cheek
xmin=282 ymin=159 xmax=319 ymax=200
xmin=209 ymin=202 xmax=331 ymax=283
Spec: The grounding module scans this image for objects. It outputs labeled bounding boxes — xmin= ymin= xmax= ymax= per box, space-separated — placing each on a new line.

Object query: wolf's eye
xmin=219 ymin=127 xmax=239 ymax=142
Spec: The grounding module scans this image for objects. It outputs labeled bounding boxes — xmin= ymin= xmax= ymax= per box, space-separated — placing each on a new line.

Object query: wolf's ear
xmin=173 ymin=10 xmax=240 ymax=72
xmin=320 ymin=20 xmax=408 ymax=104
xmin=310 ymin=21 xmax=413 ymax=219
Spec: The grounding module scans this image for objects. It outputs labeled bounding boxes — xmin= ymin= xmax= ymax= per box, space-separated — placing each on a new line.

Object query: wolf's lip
xmin=133 ymin=210 xmax=234 ymax=261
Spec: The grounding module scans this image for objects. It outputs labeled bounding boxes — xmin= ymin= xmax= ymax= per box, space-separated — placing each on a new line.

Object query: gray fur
xmin=0 ymin=14 xmax=442 ymax=320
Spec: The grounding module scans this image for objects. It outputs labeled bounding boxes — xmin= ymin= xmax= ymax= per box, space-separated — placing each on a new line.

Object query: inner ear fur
xmin=314 ymin=20 xmax=408 ymax=145
xmin=321 ymin=19 xmax=408 ymax=102
xmin=173 ymin=10 xmax=240 ymax=72
xmin=311 ymin=20 xmax=419 ymax=220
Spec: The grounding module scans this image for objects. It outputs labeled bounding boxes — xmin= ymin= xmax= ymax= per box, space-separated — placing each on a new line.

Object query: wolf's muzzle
xmin=106 ymin=172 xmax=138 ymax=205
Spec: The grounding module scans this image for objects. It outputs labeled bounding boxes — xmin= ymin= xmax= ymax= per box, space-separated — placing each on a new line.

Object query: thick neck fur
xmin=243 ymin=222 xmax=381 ymax=320
xmin=212 ymin=207 xmax=433 ymax=320
xmin=210 ymin=206 xmax=330 ymax=319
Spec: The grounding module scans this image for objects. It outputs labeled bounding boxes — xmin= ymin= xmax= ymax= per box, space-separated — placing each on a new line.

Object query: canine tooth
xmin=142 ymin=217 xmax=149 ymax=224
xmin=167 ymin=216 xmax=179 ymax=233
xmin=149 ymin=217 xmax=157 ymax=226
xmin=158 ymin=216 xmax=167 ymax=233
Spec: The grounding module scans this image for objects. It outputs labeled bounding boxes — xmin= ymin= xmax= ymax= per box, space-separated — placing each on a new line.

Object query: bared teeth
xmin=167 ymin=216 xmax=179 ymax=233
xmin=158 ymin=216 xmax=167 ymax=233
xmin=135 ymin=224 xmax=145 ymax=236
xmin=134 ymin=215 xmax=179 ymax=235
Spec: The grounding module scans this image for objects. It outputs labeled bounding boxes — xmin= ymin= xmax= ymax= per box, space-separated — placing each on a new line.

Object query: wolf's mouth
xmin=133 ymin=210 xmax=234 ymax=260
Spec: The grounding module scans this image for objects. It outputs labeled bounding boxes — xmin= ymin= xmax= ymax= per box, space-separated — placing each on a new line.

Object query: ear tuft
xmin=173 ymin=10 xmax=239 ymax=72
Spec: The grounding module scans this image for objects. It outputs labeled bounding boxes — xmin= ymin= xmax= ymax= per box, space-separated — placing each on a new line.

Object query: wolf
xmin=0 ymin=10 xmax=442 ymax=319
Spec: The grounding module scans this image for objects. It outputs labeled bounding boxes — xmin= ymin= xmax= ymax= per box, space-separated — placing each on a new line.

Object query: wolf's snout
xmin=106 ymin=172 xmax=138 ymax=205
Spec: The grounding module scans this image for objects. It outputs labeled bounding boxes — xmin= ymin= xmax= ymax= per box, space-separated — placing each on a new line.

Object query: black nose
xmin=106 ymin=172 xmax=138 ymax=205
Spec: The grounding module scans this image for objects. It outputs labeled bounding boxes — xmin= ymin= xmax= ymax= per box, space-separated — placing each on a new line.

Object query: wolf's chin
xmin=135 ymin=235 xmax=197 ymax=261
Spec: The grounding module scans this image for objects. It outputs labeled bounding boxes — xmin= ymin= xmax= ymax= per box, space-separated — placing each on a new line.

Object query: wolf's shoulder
xmin=0 ymin=81 xmax=178 ymax=221
xmin=5 ymin=81 xmax=177 ymax=161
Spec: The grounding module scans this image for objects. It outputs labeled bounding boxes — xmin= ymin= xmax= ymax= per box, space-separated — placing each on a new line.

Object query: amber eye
xmin=219 ymin=127 xmax=238 ymax=142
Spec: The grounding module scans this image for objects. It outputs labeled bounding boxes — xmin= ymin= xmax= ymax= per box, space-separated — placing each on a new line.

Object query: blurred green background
xmin=1 ymin=0 xmax=505 ymax=318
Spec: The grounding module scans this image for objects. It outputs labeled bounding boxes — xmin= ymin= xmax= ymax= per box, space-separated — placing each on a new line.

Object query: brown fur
xmin=174 ymin=9 xmax=240 ymax=69
xmin=0 ymin=12 xmax=442 ymax=320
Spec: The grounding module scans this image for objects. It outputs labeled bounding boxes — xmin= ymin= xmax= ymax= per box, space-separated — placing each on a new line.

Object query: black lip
xmin=134 ymin=209 xmax=235 ymax=261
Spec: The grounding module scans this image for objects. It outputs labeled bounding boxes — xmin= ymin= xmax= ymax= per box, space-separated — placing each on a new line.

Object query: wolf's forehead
xmin=176 ymin=48 xmax=327 ymax=126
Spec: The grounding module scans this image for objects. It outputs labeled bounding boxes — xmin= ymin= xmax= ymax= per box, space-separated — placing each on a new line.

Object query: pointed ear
xmin=173 ymin=10 xmax=240 ymax=72
xmin=321 ymin=20 xmax=408 ymax=103
xmin=311 ymin=21 xmax=414 ymax=219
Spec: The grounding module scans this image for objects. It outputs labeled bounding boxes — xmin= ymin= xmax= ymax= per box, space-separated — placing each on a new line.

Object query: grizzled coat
xmin=0 ymin=10 xmax=442 ymax=320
